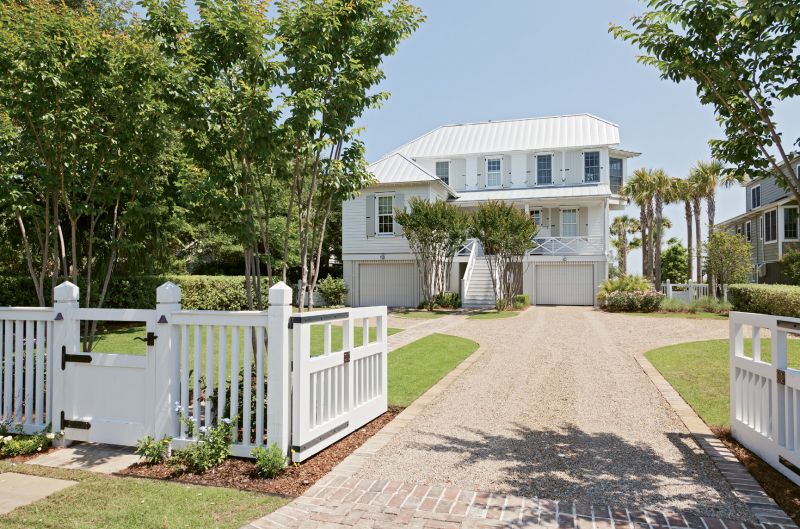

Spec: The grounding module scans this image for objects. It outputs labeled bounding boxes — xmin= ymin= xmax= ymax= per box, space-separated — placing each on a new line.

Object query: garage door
xmin=358 ymin=262 xmax=420 ymax=307
xmin=535 ymin=263 xmax=595 ymax=306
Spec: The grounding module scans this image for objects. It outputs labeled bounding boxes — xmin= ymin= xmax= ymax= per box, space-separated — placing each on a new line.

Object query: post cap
xmin=156 ymin=281 xmax=182 ymax=304
xmin=54 ymin=281 xmax=79 ymax=302
xmin=269 ymin=281 xmax=293 ymax=306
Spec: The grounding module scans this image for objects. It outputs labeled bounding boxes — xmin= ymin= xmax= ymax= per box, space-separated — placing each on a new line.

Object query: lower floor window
xmin=765 ymin=210 xmax=777 ymax=242
xmin=786 ymin=207 xmax=799 ymax=239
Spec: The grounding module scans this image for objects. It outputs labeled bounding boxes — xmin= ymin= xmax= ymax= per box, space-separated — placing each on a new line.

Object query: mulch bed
xmin=118 ymin=406 xmax=401 ymax=497
xmin=713 ymin=427 xmax=800 ymax=525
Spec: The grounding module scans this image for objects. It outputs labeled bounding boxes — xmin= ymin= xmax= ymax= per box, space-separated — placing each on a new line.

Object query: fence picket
xmin=192 ymin=325 xmax=201 ymax=434
xmin=218 ymin=326 xmax=227 ymax=424
xmin=180 ymin=325 xmax=189 ymax=438
xmin=35 ymin=322 xmax=45 ymax=426
xmin=242 ymin=326 xmax=252 ymax=446
xmin=230 ymin=326 xmax=239 ymax=442
xmin=255 ymin=326 xmax=264 ymax=446
xmin=24 ymin=321 xmax=33 ymax=425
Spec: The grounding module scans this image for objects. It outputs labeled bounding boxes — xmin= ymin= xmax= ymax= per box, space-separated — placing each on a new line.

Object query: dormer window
xmin=486 ymin=158 xmax=502 ymax=187
xmin=435 ymin=161 xmax=450 ymax=185
xmin=536 ymin=154 xmax=553 ymax=185
xmin=584 ymin=151 xmax=600 ymax=183
xmin=751 ymin=185 xmax=761 ymax=209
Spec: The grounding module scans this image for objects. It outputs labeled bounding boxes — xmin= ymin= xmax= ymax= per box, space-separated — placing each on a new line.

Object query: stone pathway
xmin=27 ymin=442 xmax=140 ymax=474
xmin=388 ymin=314 xmax=467 ymax=352
xmin=0 ymin=472 xmax=76 ymax=514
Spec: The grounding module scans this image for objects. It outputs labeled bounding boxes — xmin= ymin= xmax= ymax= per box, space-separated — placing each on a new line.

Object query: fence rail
xmin=527 ymin=236 xmax=604 ymax=256
xmin=730 ymin=311 xmax=800 ymax=485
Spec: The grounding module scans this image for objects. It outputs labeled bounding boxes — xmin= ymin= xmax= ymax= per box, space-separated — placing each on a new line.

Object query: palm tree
xmin=623 ymin=169 xmax=655 ymax=280
xmin=651 ymin=169 xmax=673 ymax=289
xmin=610 ymin=215 xmax=641 ymax=276
xmin=673 ymin=178 xmax=697 ymax=282
xmin=690 ymin=160 xmax=742 ymax=291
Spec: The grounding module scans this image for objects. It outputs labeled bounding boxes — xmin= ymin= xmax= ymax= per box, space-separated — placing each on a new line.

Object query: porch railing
xmin=527 ymin=236 xmax=604 ymax=256
xmin=459 ymin=239 xmax=478 ymax=299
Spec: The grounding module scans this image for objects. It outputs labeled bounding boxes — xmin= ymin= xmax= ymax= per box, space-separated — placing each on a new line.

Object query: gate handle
xmin=134 ymin=332 xmax=157 ymax=347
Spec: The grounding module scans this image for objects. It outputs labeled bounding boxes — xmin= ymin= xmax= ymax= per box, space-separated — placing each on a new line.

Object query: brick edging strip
xmin=634 ymin=353 xmax=797 ymax=528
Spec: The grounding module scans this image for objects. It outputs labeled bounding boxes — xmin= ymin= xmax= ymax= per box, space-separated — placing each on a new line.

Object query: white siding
xmin=353 ymin=261 xmax=420 ymax=307
xmin=535 ymin=263 xmax=595 ymax=305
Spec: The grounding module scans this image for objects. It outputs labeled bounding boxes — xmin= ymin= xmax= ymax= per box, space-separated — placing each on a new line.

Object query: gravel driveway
xmin=357 ymin=307 xmax=750 ymax=520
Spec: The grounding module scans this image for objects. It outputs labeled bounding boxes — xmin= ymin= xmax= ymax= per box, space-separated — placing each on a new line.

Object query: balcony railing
xmin=527 ymin=236 xmax=605 ymax=256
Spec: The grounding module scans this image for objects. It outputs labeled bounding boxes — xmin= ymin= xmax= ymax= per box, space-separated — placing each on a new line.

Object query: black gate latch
xmin=134 ymin=332 xmax=157 ymax=347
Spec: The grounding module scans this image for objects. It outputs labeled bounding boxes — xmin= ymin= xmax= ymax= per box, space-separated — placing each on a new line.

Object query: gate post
xmin=51 ymin=281 xmax=79 ymax=441
xmin=267 ymin=282 xmax=292 ymax=454
xmin=154 ymin=282 xmax=182 ymax=440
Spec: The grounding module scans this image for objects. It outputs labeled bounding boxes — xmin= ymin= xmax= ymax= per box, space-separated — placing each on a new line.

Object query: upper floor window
xmin=435 ymin=161 xmax=450 ymax=185
xmin=764 ymin=209 xmax=777 ymax=242
xmin=786 ymin=207 xmax=799 ymax=239
xmin=609 ymin=157 xmax=623 ymax=178
xmin=561 ymin=209 xmax=578 ymax=237
xmin=584 ymin=151 xmax=600 ymax=183
xmin=377 ymin=195 xmax=394 ymax=235
xmin=745 ymin=221 xmax=751 ymax=242
xmin=536 ymin=155 xmax=553 ymax=185
xmin=486 ymin=158 xmax=502 ymax=187
xmin=751 ymin=185 xmax=761 ymax=209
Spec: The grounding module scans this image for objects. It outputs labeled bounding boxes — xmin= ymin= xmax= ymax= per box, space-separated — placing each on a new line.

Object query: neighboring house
xmin=342 ymin=114 xmax=640 ymax=307
xmin=718 ymin=158 xmax=800 ymax=284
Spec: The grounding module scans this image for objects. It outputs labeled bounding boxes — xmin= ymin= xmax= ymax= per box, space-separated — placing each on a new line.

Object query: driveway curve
xmin=357 ymin=307 xmax=750 ymax=520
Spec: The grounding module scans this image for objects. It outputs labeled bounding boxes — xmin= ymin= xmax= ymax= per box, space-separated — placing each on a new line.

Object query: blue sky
xmin=353 ymin=0 xmax=800 ymax=274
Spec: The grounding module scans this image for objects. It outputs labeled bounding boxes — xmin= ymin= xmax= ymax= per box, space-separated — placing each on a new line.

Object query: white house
xmin=342 ymin=114 xmax=639 ymax=307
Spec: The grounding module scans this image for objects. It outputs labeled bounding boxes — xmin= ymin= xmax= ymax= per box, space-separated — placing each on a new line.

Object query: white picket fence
xmin=730 ymin=311 xmax=800 ymax=485
xmin=0 ymin=281 xmax=388 ymax=462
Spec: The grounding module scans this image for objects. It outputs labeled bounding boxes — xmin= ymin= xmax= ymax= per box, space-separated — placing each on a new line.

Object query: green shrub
xmin=135 ymin=435 xmax=172 ymax=464
xmin=598 ymin=275 xmax=650 ymax=303
xmin=659 ymin=296 xmax=731 ymax=314
xmin=252 ymin=443 xmax=288 ymax=478
xmin=512 ymin=294 xmax=530 ymax=309
xmin=435 ymin=291 xmax=461 ymax=309
xmin=728 ymin=284 xmax=800 ymax=318
xmin=171 ymin=416 xmax=235 ymax=473
xmin=0 ymin=432 xmax=55 ymax=458
xmin=602 ymin=290 xmax=663 ymax=312
xmin=316 ymin=275 xmax=348 ymax=306
xmin=781 ymin=251 xmax=800 ymax=286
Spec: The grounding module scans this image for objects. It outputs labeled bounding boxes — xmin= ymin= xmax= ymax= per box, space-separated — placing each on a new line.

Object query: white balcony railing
xmin=527 ymin=236 xmax=604 ymax=256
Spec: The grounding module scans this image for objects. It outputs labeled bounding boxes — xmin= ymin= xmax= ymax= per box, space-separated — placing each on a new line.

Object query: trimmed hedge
xmin=0 ymin=275 xmax=252 ymax=310
xmin=601 ymin=290 xmax=664 ymax=312
xmin=728 ymin=284 xmax=800 ymax=318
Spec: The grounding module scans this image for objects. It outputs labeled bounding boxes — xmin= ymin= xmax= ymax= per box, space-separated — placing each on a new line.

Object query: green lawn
xmin=0 ymin=461 xmax=287 ymax=529
xmin=393 ymin=310 xmax=449 ymax=320
xmin=623 ymin=311 xmax=727 ymax=320
xmin=466 ymin=310 xmax=519 ymax=320
xmin=388 ymin=333 xmax=479 ymax=407
xmin=646 ymin=338 xmax=800 ymax=427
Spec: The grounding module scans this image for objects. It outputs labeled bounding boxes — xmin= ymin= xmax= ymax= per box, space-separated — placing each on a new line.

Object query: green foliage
xmin=0 ymin=432 xmax=54 ymax=458
xmin=512 ymin=294 xmax=530 ymax=309
xmin=469 ymin=202 xmax=537 ymax=310
xmin=171 ymin=416 xmax=235 ymax=474
xmin=781 ymin=251 xmax=800 ymax=286
xmin=601 ymin=291 xmax=664 ymax=313
xmin=597 ymin=275 xmax=650 ymax=302
xmin=396 ymin=198 xmax=469 ymax=311
xmin=135 ymin=436 xmax=172 ymax=465
xmin=660 ymin=296 xmax=731 ymax=314
xmin=434 ymin=292 xmax=461 ymax=309
xmin=661 ymin=242 xmax=688 ymax=284
xmin=729 ymin=284 xmax=800 ymax=318
xmin=704 ymin=231 xmax=752 ymax=286
xmin=251 ymin=443 xmax=288 ymax=478
xmin=316 ymin=275 xmax=348 ymax=306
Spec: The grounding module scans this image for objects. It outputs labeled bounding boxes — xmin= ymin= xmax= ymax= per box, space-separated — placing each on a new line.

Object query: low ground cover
xmin=622 ymin=310 xmax=727 ymax=320
xmin=466 ymin=310 xmax=519 ymax=320
xmin=0 ymin=461 xmax=287 ymax=529
xmin=646 ymin=339 xmax=800 ymax=523
xmin=393 ymin=310 xmax=450 ymax=319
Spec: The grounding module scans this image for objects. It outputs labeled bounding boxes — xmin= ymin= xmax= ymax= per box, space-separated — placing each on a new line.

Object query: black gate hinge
xmin=134 ymin=332 xmax=157 ymax=347
xmin=60 ymin=411 xmax=91 ymax=430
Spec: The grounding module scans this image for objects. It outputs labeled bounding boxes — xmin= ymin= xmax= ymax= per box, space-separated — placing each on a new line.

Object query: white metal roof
xmin=368 ymin=153 xmax=457 ymax=196
xmin=453 ymin=184 xmax=613 ymax=203
xmin=391 ymin=114 xmax=623 ymax=158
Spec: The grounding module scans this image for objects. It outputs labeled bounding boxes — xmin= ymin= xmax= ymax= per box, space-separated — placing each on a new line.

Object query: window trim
xmin=560 ymin=208 xmax=579 ymax=237
xmin=375 ymin=194 xmax=395 ymax=237
xmin=764 ymin=209 xmax=778 ymax=243
xmin=535 ymin=153 xmax=553 ymax=186
xmin=745 ymin=220 xmax=752 ymax=242
xmin=434 ymin=160 xmax=450 ymax=186
xmin=485 ymin=157 xmax=503 ymax=188
xmin=784 ymin=206 xmax=799 ymax=241
xmin=751 ymin=184 xmax=761 ymax=209
xmin=583 ymin=151 xmax=601 ymax=183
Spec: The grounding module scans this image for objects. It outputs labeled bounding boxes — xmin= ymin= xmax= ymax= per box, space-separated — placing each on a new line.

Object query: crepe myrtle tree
xmin=611 ymin=0 xmax=800 ymax=204
xmin=469 ymin=201 xmax=538 ymax=311
xmin=705 ymin=231 xmax=752 ymax=291
xmin=395 ymin=198 xmax=468 ymax=311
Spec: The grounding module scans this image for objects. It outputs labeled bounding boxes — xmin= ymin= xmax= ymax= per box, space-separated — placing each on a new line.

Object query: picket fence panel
xmin=730 ymin=311 xmax=800 ymax=485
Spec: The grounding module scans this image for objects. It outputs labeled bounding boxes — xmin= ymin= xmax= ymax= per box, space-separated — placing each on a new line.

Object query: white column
xmin=778 ymin=207 xmax=784 ymax=260
xmin=153 ymin=282 xmax=181 ymax=440
xmin=465 ymin=157 xmax=478 ymax=190
xmin=267 ymin=281 xmax=292 ymax=455
xmin=51 ymin=281 xmax=79 ymax=444
xmin=511 ymin=154 xmax=527 ymax=187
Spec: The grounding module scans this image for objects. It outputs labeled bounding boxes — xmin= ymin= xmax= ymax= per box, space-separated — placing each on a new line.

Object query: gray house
xmin=718 ymin=158 xmax=800 ymax=283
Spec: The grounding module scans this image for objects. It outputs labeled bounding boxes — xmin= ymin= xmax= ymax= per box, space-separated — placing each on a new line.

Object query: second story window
xmin=561 ymin=209 xmax=578 ymax=237
xmin=377 ymin=195 xmax=394 ymax=236
xmin=584 ymin=151 xmax=600 ymax=183
xmin=536 ymin=155 xmax=552 ymax=185
xmin=765 ymin=209 xmax=777 ymax=242
xmin=435 ymin=161 xmax=450 ymax=185
xmin=745 ymin=221 xmax=751 ymax=242
xmin=786 ymin=207 xmax=799 ymax=239
xmin=751 ymin=185 xmax=761 ymax=209
xmin=530 ymin=209 xmax=542 ymax=226
xmin=486 ymin=158 xmax=502 ymax=187
xmin=609 ymin=157 xmax=623 ymax=192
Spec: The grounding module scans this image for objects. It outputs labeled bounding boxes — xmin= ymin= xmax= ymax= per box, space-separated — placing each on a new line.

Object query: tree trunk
xmin=639 ymin=208 xmax=649 ymax=280
xmin=707 ymin=194 xmax=717 ymax=296
xmin=693 ymin=197 xmax=702 ymax=282
xmin=684 ymin=201 xmax=693 ymax=282
xmin=654 ymin=194 xmax=664 ymax=289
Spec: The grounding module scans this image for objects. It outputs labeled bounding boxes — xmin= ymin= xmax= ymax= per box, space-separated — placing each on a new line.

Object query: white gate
xmin=730 ymin=311 xmax=800 ymax=485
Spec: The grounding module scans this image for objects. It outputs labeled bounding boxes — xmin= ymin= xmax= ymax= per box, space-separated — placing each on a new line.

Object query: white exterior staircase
xmin=462 ymin=259 xmax=497 ymax=308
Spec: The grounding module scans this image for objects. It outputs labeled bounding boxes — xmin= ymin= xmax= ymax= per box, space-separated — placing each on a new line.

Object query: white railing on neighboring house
xmin=459 ymin=238 xmax=478 ymax=300
xmin=527 ymin=236 xmax=604 ymax=256
xmin=661 ymin=281 xmax=728 ymax=302
xmin=730 ymin=312 xmax=800 ymax=486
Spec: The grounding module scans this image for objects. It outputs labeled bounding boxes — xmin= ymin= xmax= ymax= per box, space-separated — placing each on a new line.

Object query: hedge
xmin=728 ymin=283 xmax=800 ymax=318
xmin=0 ymin=275 xmax=252 ymax=311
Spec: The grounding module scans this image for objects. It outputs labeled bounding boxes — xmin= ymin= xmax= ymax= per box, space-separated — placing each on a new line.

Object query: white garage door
xmin=535 ymin=263 xmax=595 ymax=306
xmin=358 ymin=262 xmax=420 ymax=307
